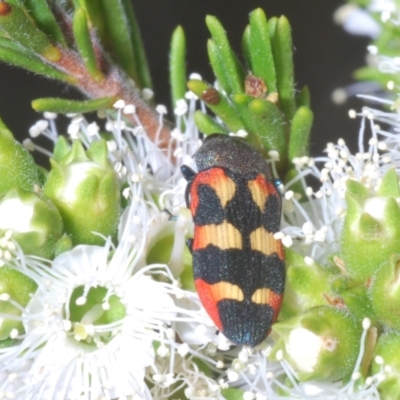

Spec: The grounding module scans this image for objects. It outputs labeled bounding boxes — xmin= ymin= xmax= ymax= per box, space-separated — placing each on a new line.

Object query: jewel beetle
xmin=181 ymin=134 xmax=285 ymax=347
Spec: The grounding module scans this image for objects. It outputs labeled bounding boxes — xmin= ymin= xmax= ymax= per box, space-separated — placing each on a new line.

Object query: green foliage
xmin=170 ymin=26 xmax=187 ymax=113
xmin=178 ymin=8 xmax=313 ymax=176
xmin=0 ymin=0 xmax=154 ymax=123
xmin=0 ymin=2 xmax=60 ymax=61
xmin=0 ymin=118 xmax=40 ymax=194
xmin=280 ymin=169 xmax=400 ymax=389
xmin=73 ymin=8 xmax=103 ymax=80
xmin=32 ymin=97 xmax=118 ymax=114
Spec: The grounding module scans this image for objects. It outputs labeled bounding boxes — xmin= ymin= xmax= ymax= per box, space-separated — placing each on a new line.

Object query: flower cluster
xmin=0 ymin=93 xmax=222 ymax=399
xmin=1 ymin=1 xmax=400 ymax=399
xmin=0 ymin=80 xmax=397 ymax=399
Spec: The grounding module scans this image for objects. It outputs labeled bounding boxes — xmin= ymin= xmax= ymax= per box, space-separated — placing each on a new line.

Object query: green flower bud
xmin=341 ymin=176 xmax=400 ymax=283
xmin=271 ymin=306 xmax=362 ymax=381
xmin=371 ymin=332 xmax=400 ymax=400
xmin=280 ymin=249 xmax=338 ymax=320
xmin=369 ymin=254 xmax=400 ymax=330
xmin=0 ymin=188 xmax=63 ymax=259
xmin=54 ymin=233 xmax=73 ymax=257
xmin=339 ymin=283 xmax=376 ymax=323
xmin=0 ymin=266 xmax=37 ymax=340
xmin=0 ymin=119 xmax=39 ymax=194
xmin=43 ymin=140 xmax=120 ymax=246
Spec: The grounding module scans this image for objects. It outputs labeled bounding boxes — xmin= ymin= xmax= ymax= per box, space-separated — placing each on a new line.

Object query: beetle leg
xmin=181 ymin=165 xmax=196 ymax=182
xmin=181 ymin=165 xmax=196 ymax=208
xmin=162 ymin=208 xmax=178 ymax=222
xmin=186 ymin=238 xmax=193 ymax=253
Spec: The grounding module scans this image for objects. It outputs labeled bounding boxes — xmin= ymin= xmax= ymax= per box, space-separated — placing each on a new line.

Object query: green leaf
xmin=296 ymin=85 xmax=311 ymax=108
xmin=231 ymin=93 xmax=255 ymax=127
xmin=188 ymin=79 xmax=245 ymax=132
xmin=288 ymin=106 xmax=313 ymax=162
xmin=248 ymin=98 xmax=287 ymax=164
xmin=248 ymin=8 xmax=277 ymax=93
xmin=207 ymin=38 xmax=231 ymax=94
xmin=267 ymin=16 xmax=278 ymax=39
xmin=2 ymin=0 xmax=23 ymax=9
xmin=98 ymin=0 xmax=139 ymax=83
xmin=121 ymin=0 xmax=152 ymax=89
xmin=271 ymin=16 xmax=296 ymax=120
xmin=23 ymin=0 xmax=66 ymax=45
xmin=205 ymin=15 xmax=244 ymax=94
xmin=76 ymin=0 xmax=106 ymax=40
xmin=0 ymin=39 xmax=75 ymax=83
xmin=0 ymin=2 xmax=60 ymax=62
xmin=169 ymin=26 xmax=187 ymax=110
xmin=73 ymin=8 xmax=103 ymax=80
xmin=32 ymin=97 xmax=117 ymax=114
xmin=0 ymin=116 xmax=13 ymax=140
xmin=241 ymin=25 xmax=252 ymax=70
xmin=230 ymin=93 xmax=267 ymax=152
xmin=193 ymin=110 xmax=226 ymax=135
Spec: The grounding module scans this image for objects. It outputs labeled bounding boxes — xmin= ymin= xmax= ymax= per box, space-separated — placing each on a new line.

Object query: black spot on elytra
xmin=217 ymin=300 xmax=274 ymax=346
xmin=262 ymin=195 xmax=281 ymax=233
xmin=193 ymin=246 xmax=285 ymax=296
xmin=194 ymin=185 xmax=225 ymax=225
xmin=225 ymin=173 xmax=263 ymax=239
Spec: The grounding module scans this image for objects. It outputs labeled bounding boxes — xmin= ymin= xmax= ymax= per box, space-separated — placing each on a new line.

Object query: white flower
xmin=0 ymin=241 xmax=155 ymax=398
xmin=0 ymin=216 xmax=216 ymax=399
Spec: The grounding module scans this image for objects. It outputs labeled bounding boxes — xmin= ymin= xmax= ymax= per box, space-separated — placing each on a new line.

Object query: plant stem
xmin=55 ymin=46 xmax=172 ymax=149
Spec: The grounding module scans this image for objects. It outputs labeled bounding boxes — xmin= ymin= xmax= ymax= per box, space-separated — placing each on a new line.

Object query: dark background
xmin=0 ymin=0 xmax=370 ymax=158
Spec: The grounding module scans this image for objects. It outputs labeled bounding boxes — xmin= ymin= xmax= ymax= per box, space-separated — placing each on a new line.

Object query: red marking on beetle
xmin=195 ymin=278 xmax=223 ymax=331
xmin=277 ymin=243 xmax=285 ymax=261
xmin=253 ymin=174 xmax=277 ymax=198
xmin=269 ymin=291 xmax=284 ymax=323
